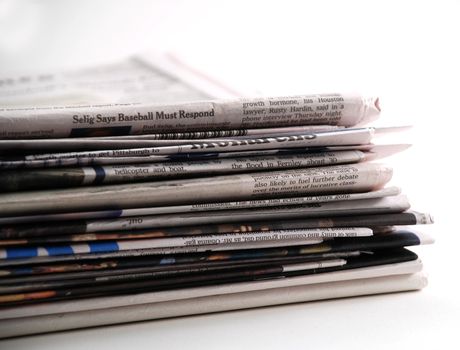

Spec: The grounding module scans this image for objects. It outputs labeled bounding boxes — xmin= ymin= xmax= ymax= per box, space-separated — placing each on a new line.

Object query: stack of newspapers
xmin=0 ymin=94 xmax=433 ymax=337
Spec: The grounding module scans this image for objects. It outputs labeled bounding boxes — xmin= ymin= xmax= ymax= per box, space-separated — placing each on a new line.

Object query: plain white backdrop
xmin=0 ymin=0 xmax=459 ymax=348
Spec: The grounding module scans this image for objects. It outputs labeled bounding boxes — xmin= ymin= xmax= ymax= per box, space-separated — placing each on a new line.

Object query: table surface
xmin=1 ymin=1 xmax=459 ymax=349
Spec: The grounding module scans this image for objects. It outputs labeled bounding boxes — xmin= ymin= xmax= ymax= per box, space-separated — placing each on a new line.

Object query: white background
xmin=1 ymin=0 xmax=459 ymax=348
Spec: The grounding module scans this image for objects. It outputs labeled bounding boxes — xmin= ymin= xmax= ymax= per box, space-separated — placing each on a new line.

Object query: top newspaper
xmin=0 ymin=94 xmax=380 ymax=139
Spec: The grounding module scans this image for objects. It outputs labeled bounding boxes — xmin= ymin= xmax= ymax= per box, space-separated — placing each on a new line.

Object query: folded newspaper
xmin=0 ymin=56 xmax=433 ymax=338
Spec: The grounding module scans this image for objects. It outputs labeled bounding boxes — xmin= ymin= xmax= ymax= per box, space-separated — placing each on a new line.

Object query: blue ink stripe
xmin=93 ymin=166 xmax=106 ymax=184
xmin=160 ymin=258 xmax=176 ymax=265
xmin=89 ymin=242 xmax=119 ymax=253
xmin=6 ymin=247 xmax=38 ymax=259
xmin=46 ymin=245 xmax=74 ymax=256
xmin=104 ymin=209 xmax=124 ymax=218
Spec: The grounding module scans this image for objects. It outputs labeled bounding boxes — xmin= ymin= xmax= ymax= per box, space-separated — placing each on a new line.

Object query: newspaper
xmin=0 ymin=254 xmax=350 ymax=294
xmin=0 ymin=195 xmax=409 ymax=238
xmin=0 ymin=125 xmax=343 ymax=150
xmin=2 ymin=128 xmax=377 ymax=163
xmin=0 ymin=231 xmax=431 ymax=267
xmin=0 ymin=258 xmax=351 ymax=306
xmin=0 ymin=259 xmax=349 ymax=296
xmin=0 ymin=55 xmax=432 ymax=329
xmin=0 ymin=215 xmax=431 ymax=247
xmin=0 ymin=211 xmax=433 ymax=242
xmin=0 ymin=56 xmax=217 ymax=107
xmin=0 ymin=163 xmax=393 ymax=216
xmin=0 ymin=131 xmax=354 ymax=151
xmin=0 ymin=151 xmax=369 ymax=192
xmin=0 ymin=271 xmax=426 ymax=337
xmin=78 ymin=229 xmax=431 ymax=257
xmin=0 ymin=228 xmax=373 ymax=260
xmin=0 ymin=258 xmax=423 ymax=321
xmin=0 ymin=93 xmax=380 ymax=139
xmin=3 ymin=124 xmax=410 ymax=154
xmin=0 ymin=252 xmax=362 ymax=282
xmin=0 ymin=227 xmax=404 ymax=246
xmin=0 ymin=143 xmax=405 ymax=169
xmin=94 ymin=125 xmax=342 ymax=139
xmin=0 ymin=187 xmax=401 ymax=225
xmin=0 ymin=249 xmax=421 ymax=304
xmin=68 ymin=195 xmax=411 ymax=232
